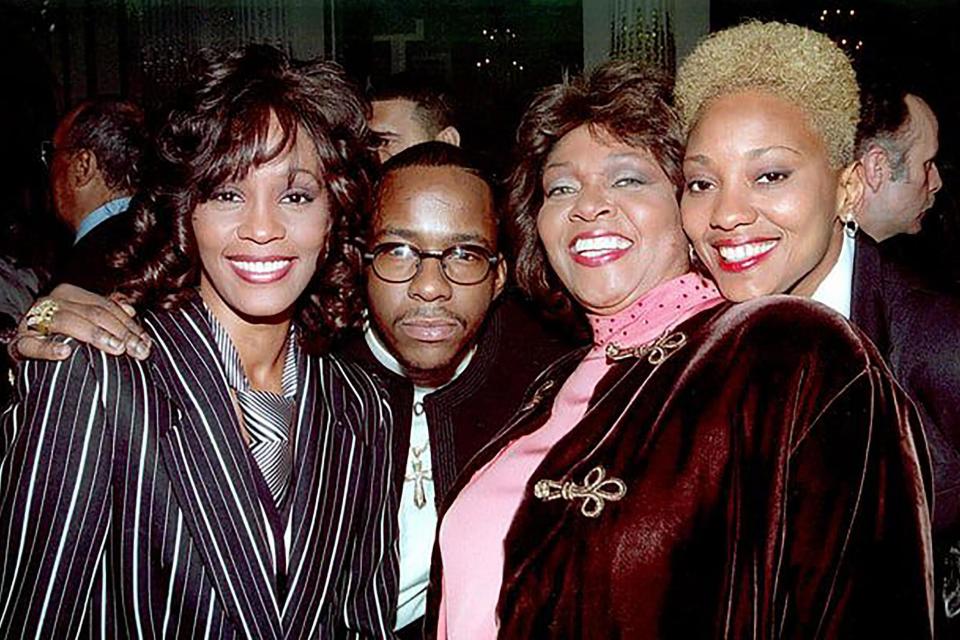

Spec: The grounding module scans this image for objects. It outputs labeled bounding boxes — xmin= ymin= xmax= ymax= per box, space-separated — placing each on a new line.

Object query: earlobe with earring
xmin=843 ymin=214 xmax=859 ymax=239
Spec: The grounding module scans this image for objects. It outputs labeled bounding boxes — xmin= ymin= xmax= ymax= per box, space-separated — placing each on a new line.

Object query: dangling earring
xmin=843 ymin=214 xmax=859 ymax=239
xmin=688 ymin=243 xmax=707 ymax=275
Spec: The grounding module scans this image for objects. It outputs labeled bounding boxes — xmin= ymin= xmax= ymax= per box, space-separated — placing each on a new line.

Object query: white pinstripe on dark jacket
xmin=0 ymin=296 xmax=399 ymax=639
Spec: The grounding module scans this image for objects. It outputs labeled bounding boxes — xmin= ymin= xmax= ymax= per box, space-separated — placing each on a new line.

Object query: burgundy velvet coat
xmin=427 ymin=296 xmax=934 ymax=639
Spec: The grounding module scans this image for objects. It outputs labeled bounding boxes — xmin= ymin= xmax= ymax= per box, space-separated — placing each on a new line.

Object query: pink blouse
xmin=436 ymin=273 xmax=723 ymax=639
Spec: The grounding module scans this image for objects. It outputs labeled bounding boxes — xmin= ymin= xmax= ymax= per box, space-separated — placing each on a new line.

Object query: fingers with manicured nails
xmin=27 ymin=304 xmax=126 ymax=354
xmin=116 ymin=300 xmax=137 ymax=318
xmin=123 ymin=332 xmax=152 ymax=360
xmin=57 ymin=301 xmax=152 ymax=359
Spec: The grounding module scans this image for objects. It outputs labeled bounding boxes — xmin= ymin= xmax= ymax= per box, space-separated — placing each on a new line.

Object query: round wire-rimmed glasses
xmin=364 ymin=242 xmax=500 ymax=285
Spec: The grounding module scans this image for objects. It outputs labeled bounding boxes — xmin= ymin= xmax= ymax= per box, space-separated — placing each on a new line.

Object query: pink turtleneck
xmin=436 ymin=273 xmax=723 ymax=639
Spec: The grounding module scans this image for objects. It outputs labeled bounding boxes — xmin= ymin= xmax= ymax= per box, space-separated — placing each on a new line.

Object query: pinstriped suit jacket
xmin=0 ymin=297 xmax=399 ymax=639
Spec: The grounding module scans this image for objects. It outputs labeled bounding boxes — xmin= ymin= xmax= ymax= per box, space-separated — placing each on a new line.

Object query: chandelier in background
xmin=134 ymin=0 xmax=292 ymax=100
xmin=610 ymin=0 xmax=675 ymax=72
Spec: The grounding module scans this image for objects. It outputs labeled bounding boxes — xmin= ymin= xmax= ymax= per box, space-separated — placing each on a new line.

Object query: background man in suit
xmin=369 ymin=76 xmax=461 ymax=163
xmin=856 ymin=88 xmax=943 ymax=242
xmin=851 ymin=94 xmax=960 ymax=549
xmin=47 ymin=98 xmax=146 ymax=293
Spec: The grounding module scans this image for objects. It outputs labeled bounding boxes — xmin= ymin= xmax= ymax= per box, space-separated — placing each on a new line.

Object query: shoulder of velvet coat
xmin=691 ymin=294 xmax=931 ymax=485
xmin=702 ymin=294 xmax=893 ymax=380
xmin=504 ymin=294 xmax=892 ymax=425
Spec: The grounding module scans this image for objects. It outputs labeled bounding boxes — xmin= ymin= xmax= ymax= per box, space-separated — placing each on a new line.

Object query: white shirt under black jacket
xmin=364 ymin=326 xmax=475 ymax=631
xmin=811 ymin=232 xmax=856 ymax=319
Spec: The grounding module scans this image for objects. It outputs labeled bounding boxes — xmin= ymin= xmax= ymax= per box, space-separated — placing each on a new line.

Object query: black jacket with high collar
xmin=335 ymin=296 xmax=578 ymax=637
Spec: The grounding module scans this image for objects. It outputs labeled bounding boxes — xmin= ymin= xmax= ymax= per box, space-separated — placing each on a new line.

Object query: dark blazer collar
xmin=336 ymin=303 xmax=509 ymax=498
xmin=433 ymin=340 xmax=591 ymax=528
xmin=431 ymin=299 xmax=504 ymax=408
xmin=142 ymin=295 xmax=342 ymax=638
xmin=850 ymin=234 xmax=890 ymax=354
xmin=340 ymin=299 xmax=505 ymax=405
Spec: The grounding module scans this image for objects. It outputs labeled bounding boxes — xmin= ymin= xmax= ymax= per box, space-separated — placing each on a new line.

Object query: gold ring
xmin=24 ymin=299 xmax=59 ymax=336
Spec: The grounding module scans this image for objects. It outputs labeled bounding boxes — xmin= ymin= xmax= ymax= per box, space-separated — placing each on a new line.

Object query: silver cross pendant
xmin=405 ymin=445 xmax=433 ymax=509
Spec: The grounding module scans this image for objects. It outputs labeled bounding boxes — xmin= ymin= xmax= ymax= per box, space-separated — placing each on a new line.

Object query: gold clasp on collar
xmin=519 ymin=379 xmax=555 ymax=412
xmin=605 ymin=330 xmax=687 ymax=365
xmin=534 ymin=465 xmax=627 ymax=518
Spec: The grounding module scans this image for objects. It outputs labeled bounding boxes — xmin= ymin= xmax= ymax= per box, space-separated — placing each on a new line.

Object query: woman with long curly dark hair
xmin=0 ymin=45 xmax=396 ymax=638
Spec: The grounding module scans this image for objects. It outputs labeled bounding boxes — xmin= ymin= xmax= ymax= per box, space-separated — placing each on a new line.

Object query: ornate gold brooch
xmin=518 ymin=378 xmax=555 ymax=412
xmin=605 ymin=329 xmax=687 ymax=364
xmin=534 ymin=465 xmax=627 ymax=518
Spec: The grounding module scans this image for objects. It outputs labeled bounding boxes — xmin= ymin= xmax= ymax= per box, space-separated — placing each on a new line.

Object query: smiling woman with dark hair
xmin=0 ymin=45 xmax=395 ymax=638
xmin=427 ymin=57 xmax=934 ymax=639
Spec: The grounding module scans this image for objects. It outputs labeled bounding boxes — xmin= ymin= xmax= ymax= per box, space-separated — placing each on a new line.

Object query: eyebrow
xmin=606 ymin=152 xmax=649 ymax=164
xmin=375 ymin=225 xmax=494 ymax=248
xmin=286 ymin=167 xmax=322 ymax=186
xmin=747 ymin=145 xmax=802 ymax=159
xmin=542 ymin=160 xmax=571 ymax=173
xmin=684 ymin=145 xmax=802 ymax=166
xmin=543 ymin=151 xmax=650 ymax=173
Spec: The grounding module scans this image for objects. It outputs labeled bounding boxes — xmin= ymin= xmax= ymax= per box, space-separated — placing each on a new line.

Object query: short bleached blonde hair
xmin=675 ymin=21 xmax=860 ymax=168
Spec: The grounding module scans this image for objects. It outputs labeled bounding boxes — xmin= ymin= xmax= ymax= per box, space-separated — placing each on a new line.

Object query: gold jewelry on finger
xmin=24 ymin=299 xmax=59 ymax=336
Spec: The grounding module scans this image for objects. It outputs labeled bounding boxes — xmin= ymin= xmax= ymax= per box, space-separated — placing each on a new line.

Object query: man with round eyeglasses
xmin=364 ymin=243 xmax=501 ymax=294
xmin=338 ymin=141 xmax=576 ymax=638
xmin=359 ymin=148 xmax=506 ymax=389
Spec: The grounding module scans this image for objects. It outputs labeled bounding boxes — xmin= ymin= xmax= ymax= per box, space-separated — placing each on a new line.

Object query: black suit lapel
xmin=143 ymin=300 xmax=284 ymax=639
xmin=851 ymin=235 xmax=891 ymax=355
xmin=281 ymin=354 xmax=369 ymax=636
